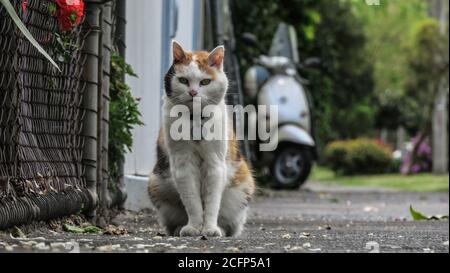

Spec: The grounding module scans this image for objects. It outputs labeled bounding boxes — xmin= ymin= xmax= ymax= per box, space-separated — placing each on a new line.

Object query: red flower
xmin=55 ymin=0 xmax=84 ymax=32
xmin=21 ymin=0 xmax=28 ymax=12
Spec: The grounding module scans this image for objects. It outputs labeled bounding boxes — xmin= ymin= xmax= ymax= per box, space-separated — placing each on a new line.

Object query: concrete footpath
xmin=0 ymin=182 xmax=448 ymax=253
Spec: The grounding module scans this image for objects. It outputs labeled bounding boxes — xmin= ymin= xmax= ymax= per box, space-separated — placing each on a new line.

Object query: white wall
xmin=124 ymin=0 xmax=163 ymax=176
xmin=174 ymin=0 xmax=197 ymax=51
xmin=125 ymin=0 xmax=201 ymax=177
xmin=123 ymin=0 xmax=201 ymax=211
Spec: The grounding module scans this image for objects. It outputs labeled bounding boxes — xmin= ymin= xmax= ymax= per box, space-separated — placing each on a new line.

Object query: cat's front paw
xmin=202 ymin=226 xmax=223 ymax=237
xmin=180 ymin=225 xmax=201 ymax=237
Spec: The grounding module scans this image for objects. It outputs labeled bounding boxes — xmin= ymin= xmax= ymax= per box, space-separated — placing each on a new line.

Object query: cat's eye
xmin=200 ymin=79 xmax=211 ymax=86
xmin=178 ymin=77 xmax=189 ymax=85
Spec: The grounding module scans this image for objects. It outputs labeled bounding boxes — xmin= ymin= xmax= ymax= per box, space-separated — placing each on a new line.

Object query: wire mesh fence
xmin=0 ymin=0 xmax=123 ymax=229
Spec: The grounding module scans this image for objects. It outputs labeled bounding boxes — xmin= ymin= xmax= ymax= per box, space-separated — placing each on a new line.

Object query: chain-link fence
xmin=0 ymin=0 xmax=124 ymax=229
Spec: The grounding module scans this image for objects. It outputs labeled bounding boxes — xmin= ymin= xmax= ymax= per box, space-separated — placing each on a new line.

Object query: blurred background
xmin=121 ymin=0 xmax=448 ymax=210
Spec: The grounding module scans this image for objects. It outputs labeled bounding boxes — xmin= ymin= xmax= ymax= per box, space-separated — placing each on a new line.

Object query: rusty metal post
xmin=81 ymin=0 xmax=102 ymax=217
xmin=113 ymin=0 xmax=128 ymax=209
xmin=96 ymin=0 xmax=113 ymax=225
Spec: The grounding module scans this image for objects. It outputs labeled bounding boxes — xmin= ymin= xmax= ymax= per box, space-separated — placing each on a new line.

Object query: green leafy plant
xmin=108 ymin=52 xmax=143 ymax=185
xmin=54 ymin=32 xmax=80 ymax=62
xmin=324 ymin=138 xmax=393 ymax=175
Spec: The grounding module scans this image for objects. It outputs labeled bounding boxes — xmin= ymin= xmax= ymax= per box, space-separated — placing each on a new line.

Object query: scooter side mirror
xmin=303 ymin=57 xmax=321 ymax=67
xmin=242 ymin=33 xmax=266 ymax=53
xmin=241 ymin=32 xmax=260 ymax=47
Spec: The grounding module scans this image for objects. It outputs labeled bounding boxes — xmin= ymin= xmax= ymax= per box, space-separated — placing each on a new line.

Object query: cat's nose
xmin=189 ymin=90 xmax=198 ymax=97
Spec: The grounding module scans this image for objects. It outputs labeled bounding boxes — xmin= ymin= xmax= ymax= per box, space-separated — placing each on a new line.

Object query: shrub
xmin=324 ymin=139 xmax=393 ymax=175
xmin=109 ymin=52 xmax=143 ymax=184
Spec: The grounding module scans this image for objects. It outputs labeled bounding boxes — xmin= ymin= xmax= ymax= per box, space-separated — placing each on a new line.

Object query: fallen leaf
xmin=409 ymin=205 xmax=448 ymax=221
xmin=83 ymin=225 xmax=102 ymax=233
xmin=329 ymin=198 xmax=340 ymax=203
xmin=226 ymin=247 xmax=240 ymax=252
xmin=34 ymin=242 xmax=50 ymax=251
xmin=11 ymin=226 xmax=26 ymax=238
xmin=97 ymin=244 xmax=121 ymax=252
xmin=50 ymin=242 xmax=67 ymax=249
xmin=63 ymin=224 xmax=101 ymax=234
xmin=78 ymin=238 xmax=93 ymax=242
xmin=19 ymin=241 xmax=36 ymax=247
xmin=309 ymin=248 xmax=322 ymax=252
xmin=135 ymin=244 xmax=151 ymax=249
xmin=363 ymin=206 xmax=379 ymax=213
xmin=423 ymin=248 xmax=434 ymax=253
xmin=409 ymin=206 xmax=429 ymax=220
xmin=103 ymin=225 xmax=127 ymax=235
xmin=173 ymin=244 xmax=188 ymax=250
xmin=299 ymin=232 xmax=311 ymax=238
xmin=386 ymin=245 xmax=402 ymax=249
xmin=288 ymin=246 xmax=303 ymax=251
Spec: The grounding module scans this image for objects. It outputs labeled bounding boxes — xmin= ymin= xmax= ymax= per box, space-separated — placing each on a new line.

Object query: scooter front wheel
xmin=270 ymin=145 xmax=312 ymax=190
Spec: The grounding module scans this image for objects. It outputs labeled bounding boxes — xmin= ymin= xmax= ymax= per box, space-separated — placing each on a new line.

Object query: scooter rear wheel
xmin=270 ymin=145 xmax=312 ymax=190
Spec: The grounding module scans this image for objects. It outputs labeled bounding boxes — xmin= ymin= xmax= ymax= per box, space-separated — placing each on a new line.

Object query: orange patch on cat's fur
xmin=229 ymin=135 xmax=255 ymax=201
xmin=231 ymin=159 xmax=255 ymax=201
xmin=157 ymin=127 xmax=165 ymax=146
xmin=227 ymin=133 xmax=239 ymax=162
xmin=193 ymin=51 xmax=216 ymax=78
xmin=148 ymin=174 xmax=160 ymax=204
xmin=174 ymin=51 xmax=216 ymax=79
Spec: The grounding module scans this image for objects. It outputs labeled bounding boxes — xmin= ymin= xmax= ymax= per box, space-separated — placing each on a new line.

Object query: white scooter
xmin=242 ymin=23 xmax=318 ymax=189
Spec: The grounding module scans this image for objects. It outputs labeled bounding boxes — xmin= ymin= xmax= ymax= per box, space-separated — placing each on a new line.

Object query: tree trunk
xmin=405 ymin=83 xmax=439 ymax=175
xmin=430 ymin=0 xmax=449 ymax=174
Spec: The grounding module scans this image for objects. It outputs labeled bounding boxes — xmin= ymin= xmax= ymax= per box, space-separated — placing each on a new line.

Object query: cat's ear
xmin=172 ymin=40 xmax=187 ymax=63
xmin=208 ymin=45 xmax=225 ymax=69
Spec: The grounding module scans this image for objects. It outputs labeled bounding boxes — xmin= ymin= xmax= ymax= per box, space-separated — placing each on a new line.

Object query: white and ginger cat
xmin=148 ymin=41 xmax=255 ymax=237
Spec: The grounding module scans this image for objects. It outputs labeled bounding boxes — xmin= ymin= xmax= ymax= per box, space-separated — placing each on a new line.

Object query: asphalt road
xmin=0 ymin=182 xmax=448 ymax=253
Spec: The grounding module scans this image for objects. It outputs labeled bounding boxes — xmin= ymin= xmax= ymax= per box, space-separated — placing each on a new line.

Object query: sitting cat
xmin=148 ymin=41 xmax=255 ymax=237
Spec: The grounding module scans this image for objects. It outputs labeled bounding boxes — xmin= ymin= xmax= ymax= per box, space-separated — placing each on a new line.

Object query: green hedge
xmin=324 ymin=139 xmax=393 ymax=175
